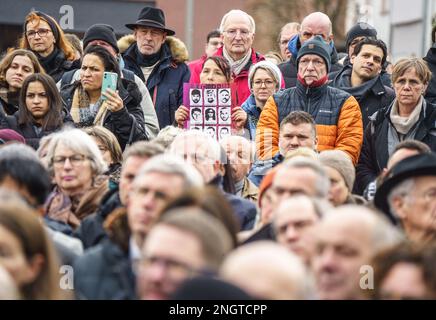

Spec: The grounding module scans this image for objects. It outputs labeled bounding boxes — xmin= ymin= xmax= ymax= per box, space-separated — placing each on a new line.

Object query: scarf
xmin=135 ymin=45 xmax=162 ymax=67
xmin=389 ymin=96 xmax=423 ymax=135
xmin=70 ymin=83 xmax=107 ymax=127
xmin=37 ymin=47 xmax=63 ymax=75
xmin=223 ymin=47 xmax=252 ymax=76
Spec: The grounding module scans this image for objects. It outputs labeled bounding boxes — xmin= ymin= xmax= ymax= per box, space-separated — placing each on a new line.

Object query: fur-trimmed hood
xmin=118 ymin=35 xmax=189 ymax=63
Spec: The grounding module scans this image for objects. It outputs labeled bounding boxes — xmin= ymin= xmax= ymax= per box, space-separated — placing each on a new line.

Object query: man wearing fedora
xmin=123 ymin=6 xmax=190 ymax=129
xmin=375 ymin=153 xmax=436 ymax=245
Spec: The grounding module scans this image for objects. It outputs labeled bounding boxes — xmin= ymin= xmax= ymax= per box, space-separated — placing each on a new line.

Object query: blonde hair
xmin=392 ymin=58 xmax=432 ymax=85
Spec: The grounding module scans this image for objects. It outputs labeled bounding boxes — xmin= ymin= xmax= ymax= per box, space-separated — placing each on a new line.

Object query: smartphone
xmin=101 ymin=72 xmax=118 ymax=100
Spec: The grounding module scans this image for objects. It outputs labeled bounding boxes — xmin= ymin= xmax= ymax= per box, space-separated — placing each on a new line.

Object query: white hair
xmin=46 ymin=128 xmax=108 ymax=177
xmin=219 ymin=9 xmax=256 ymax=34
xmin=220 ymin=135 xmax=255 ymax=163
xmin=281 ymin=157 xmax=330 ymax=198
xmin=0 ymin=143 xmax=39 ymax=162
xmin=134 ymin=154 xmax=204 ymax=189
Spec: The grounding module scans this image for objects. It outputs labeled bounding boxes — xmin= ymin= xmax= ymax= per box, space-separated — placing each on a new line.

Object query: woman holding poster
xmin=174 ymin=56 xmax=231 ymax=127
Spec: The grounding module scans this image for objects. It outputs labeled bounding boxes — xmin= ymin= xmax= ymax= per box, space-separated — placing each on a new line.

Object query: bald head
xmin=221 ymin=241 xmax=311 ymax=299
xmin=300 ymin=12 xmax=333 ymax=44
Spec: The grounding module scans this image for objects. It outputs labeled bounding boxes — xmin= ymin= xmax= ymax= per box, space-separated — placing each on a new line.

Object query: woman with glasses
xmin=20 ymin=11 xmax=80 ymax=82
xmin=240 ymin=61 xmax=282 ymax=140
xmin=0 ymin=73 xmax=72 ymax=149
xmin=60 ymin=45 xmax=147 ymax=150
xmin=356 ymin=58 xmax=436 ymax=194
xmin=44 ymin=128 xmax=109 ymax=230
xmin=0 ymin=49 xmax=45 ymax=116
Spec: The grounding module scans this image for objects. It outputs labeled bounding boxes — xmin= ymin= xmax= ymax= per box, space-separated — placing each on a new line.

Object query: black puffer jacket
xmin=123 ymin=37 xmax=190 ymax=128
xmin=355 ymin=99 xmax=436 ymax=194
xmin=60 ymin=78 xmax=147 ymax=150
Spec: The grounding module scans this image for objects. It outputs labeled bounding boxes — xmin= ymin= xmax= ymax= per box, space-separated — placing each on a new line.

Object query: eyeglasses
xmin=26 ymin=28 xmax=51 ymax=38
xmin=301 ymin=31 xmax=329 ymax=41
xmin=53 ymin=154 xmax=88 ymax=167
xmin=253 ymin=79 xmax=276 ymax=88
xmin=298 ymin=58 xmax=325 ymax=68
xmin=224 ymin=28 xmax=252 ymax=39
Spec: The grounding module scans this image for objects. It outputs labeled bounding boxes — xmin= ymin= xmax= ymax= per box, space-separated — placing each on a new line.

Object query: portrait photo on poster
xmin=205 ymin=126 xmax=216 ymax=139
xmin=218 ymin=107 xmax=231 ymax=124
xmin=190 ymin=88 xmax=202 ymax=106
xmin=189 ymin=125 xmax=203 ymax=132
xmin=204 ymin=107 xmax=217 ymax=125
xmin=204 ymin=88 xmax=217 ymax=106
xmin=218 ymin=126 xmax=231 ymax=140
xmin=190 ymin=107 xmax=203 ymax=123
xmin=218 ymin=88 xmax=231 ymax=106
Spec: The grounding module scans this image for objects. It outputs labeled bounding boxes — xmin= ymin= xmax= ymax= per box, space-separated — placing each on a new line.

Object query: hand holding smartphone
xmin=101 ymin=72 xmax=118 ymax=101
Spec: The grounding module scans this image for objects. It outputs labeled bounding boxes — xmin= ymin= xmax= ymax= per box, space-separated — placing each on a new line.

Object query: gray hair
xmin=219 ymin=9 xmax=256 ymax=34
xmin=0 ymin=143 xmax=39 ymax=162
xmin=46 ymin=128 xmax=108 ymax=177
xmin=134 ymin=154 xmax=204 ymax=189
xmin=281 ymin=156 xmax=330 ymax=198
xmin=153 ymin=126 xmax=185 ymax=150
xmin=387 ymin=177 xmax=415 ymax=219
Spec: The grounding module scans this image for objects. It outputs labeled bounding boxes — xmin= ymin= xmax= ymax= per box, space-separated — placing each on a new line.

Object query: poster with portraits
xmin=183 ymin=83 xmax=235 ymax=141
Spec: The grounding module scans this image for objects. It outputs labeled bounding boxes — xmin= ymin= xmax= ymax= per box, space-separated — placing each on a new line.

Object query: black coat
xmin=0 ymin=109 xmax=74 ymax=149
xmin=329 ymin=65 xmax=395 ymax=129
xmin=73 ymin=238 xmax=136 ymax=300
xmin=424 ymin=45 xmax=436 ymax=104
xmin=60 ymin=78 xmax=147 ymax=150
xmin=123 ymin=39 xmax=190 ymax=128
xmin=74 ymin=189 xmax=122 ymax=249
xmin=0 ymin=96 xmax=18 ymax=116
xmin=355 ymin=99 xmax=436 ymax=194
xmin=209 ymin=175 xmax=257 ymax=231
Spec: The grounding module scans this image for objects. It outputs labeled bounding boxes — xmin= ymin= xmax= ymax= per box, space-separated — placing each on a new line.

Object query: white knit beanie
xmin=319 ymin=150 xmax=356 ymax=192
xmin=248 ymin=60 xmax=283 ymax=91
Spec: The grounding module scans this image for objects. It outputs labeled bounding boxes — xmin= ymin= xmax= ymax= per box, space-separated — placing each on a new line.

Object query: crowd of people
xmin=1 ymin=5 xmax=436 ymax=300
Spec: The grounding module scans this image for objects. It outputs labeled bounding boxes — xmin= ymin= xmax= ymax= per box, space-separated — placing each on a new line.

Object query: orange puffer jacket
xmin=256 ymin=81 xmax=363 ymax=164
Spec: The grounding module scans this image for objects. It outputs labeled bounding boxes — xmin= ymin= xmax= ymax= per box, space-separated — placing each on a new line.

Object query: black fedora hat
xmin=374 ymin=153 xmax=436 ymax=217
xmin=125 ymin=6 xmax=175 ymax=35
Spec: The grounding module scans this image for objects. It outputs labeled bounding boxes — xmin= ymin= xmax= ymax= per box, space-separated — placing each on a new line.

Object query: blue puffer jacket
xmin=241 ymin=94 xmax=261 ymax=141
xmin=123 ymin=37 xmax=190 ymax=129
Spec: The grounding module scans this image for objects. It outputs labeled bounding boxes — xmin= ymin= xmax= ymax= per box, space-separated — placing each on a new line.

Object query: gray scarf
xmin=223 ymin=47 xmax=252 ymax=76
xmin=390 ymin=96 xmax=423 ymax=134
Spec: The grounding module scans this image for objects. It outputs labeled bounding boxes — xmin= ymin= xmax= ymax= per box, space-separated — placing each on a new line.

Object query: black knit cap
xmin=83 ymin=24 xmax=119 ymax=53
xmin=24 ymin=11 xmax=60 ymax=42
xmin=297 ymin=35 xmax=332 ymax=72
xmin=345 ymin=22 xmax=377 ymax=50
